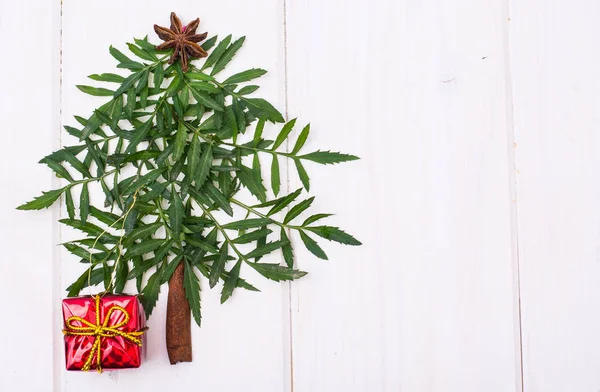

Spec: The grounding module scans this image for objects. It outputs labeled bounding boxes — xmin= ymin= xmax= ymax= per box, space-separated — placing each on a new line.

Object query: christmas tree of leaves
xmin=18 ymin=34 xmax=361 ymax=326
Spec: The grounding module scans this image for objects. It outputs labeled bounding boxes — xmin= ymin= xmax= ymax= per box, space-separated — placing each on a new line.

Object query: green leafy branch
xmin=18 ymin=33 xmax=361 ymax=326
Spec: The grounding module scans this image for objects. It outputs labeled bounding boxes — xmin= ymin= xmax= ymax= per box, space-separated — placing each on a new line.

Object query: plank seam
xmin=282 ymin=0 xmax=295 ymax=391
xmin=52 ymin=0 xmax=64 ymax=390
xmin=503 ymin=0 xmax=525 ymax=390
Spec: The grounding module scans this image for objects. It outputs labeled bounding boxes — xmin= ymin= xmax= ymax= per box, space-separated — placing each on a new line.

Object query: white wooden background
xmin=1 ymin=0 xmax=597 ymax=391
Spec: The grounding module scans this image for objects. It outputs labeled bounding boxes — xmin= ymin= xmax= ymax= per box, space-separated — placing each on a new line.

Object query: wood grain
xmin=510 ymin=0 xmax=600 ymax=390
xmin=13 ymin=0 xmax=600 ymax=390
xmin=0 ymin=0 xmax=60 ymax=390
xmin=285 ymin=0 xmax=522 ymax=390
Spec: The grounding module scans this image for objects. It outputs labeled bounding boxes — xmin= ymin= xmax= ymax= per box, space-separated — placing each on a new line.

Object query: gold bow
xmin=63 ymin=295 xmax=144 ymax=373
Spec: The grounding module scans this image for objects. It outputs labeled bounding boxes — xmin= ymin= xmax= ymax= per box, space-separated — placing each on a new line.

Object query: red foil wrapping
xmin=62 ymin=295 xmax=145 ymax=371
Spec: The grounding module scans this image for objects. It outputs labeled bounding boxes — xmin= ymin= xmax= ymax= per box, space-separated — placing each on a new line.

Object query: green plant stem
xmin=195 ymin=202 xmax=247 ymax=263
xmin=229 ymin=198 xmax=302 ymax=231
xmin=154 ymin=197 xmax=174 ymax=239
xmin=181 ymin=120 xmax=295 ymax=161
xmin=67 ymin=169 xmax=117 ymax=188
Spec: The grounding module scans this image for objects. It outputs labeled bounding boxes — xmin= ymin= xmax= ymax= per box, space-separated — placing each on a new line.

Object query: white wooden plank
xmin=285 ymin=0 xmax=522 ymax=390
xmin=509 ymin=1 xmax=600 ymax=391
xmin=0 ymin=0 xmax=61 ymax=390
xmin=59 ymin=2 xmax=288 ymax=391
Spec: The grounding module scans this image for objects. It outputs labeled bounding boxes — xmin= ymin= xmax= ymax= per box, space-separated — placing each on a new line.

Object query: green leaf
xmin=88 ymin=73 xmax=125 ymax=83
xmin=303 ymin=213 xmax=334 ymax=226
xmin=124 ymin=120 xmax=153 ymax=155
xmin=267 ymin=188 xmax=303 ymax=216
xmin=17 ymin=187 xmax=67 ymax=210
xmin=65 ymin=188 xmax=75 ymax=220
xmin=220 ymin=260 xmax=241 ymax=304
xmin=295 ymin=159 xmax=310 ymax=191
xmin=272 ymin=118 xmax=297 ymax=150
xmin=249 ymin=263 xmax=307 ymax=282
xmin=187 ymin=135 xmax=201 ymax=180
xmin=80 ymin=111 xmax=104 ymax=140
xmin=232 ymin=228 xmax=271 ymax=244
xmin=67 ymin=267 xmax=103 ymax=297
xmin=43 ymin=158 xmax=74 ymax=182
xmin=244 ymin=98 xmax=284 ymax=123
xmin=125 ymin=239 xmax=164 ymax=258
xmin=201 ymin=35 xmax=218 ymax=51
xmin=63 ymin=243 xmax=94 ymax=261
xmin=44 ymin=146 xmax=89 ymax=163
xmin=173 ymin=122 xmax=188 ymax=162
xmin=109 ymin=45 xmax=132 ymax=63
xmin=238 ymin=85 xmax=260 ymax=95
xmin=129 ymin=238 xmax=175 ymax=279
xmin=169 ymin=191 xmax=184 ymax=238
xmin=127 ymin=42 xmax=157 ymax=61
xmin=140 ymin=85 xmax=149 ymax=108
xmin=253 ymin=118 xmax=265 ymax=146
xmin=117 ymin=61 xmax=144 ymax=71
xmin=280 ymin=228 xmax=294 ymax=268
xmin=80 ymin=183 xmax=90 ymax=224
xmin=114 ymin=72 xmax=143 ymax=97
xmin=62 ymin=150 xmax=91 ymax=178
xmin=284 ymin=197 xmax=314 ymax=224
xmin=114 ymin=256 xmax=129 ymax=294
xmin=299 ymin=231 xmax=328 ymax=260
xmin=291 ymin=124 xmax=310 ymax=154
xmin=183 ymin=260 xmax=202 ymax=326
xmin=238 ymin=166 xmax=266 ymax=202
xmin=188 ymin=81 xmax=220 ymax=94
xmin=222 ymin=218 xmax=271 ymax=230
xmin=153 ymin=63 xmax=164 ymax=88
xmin=299 ymin=150 xmax=360 ymax=165
xmin=209 ymin=244 xmax=228 ymax=288
xmin=245 ymin=240 xmax=289 ymax=260
xmin=225 ymin=106 xmax=239 ymax=142
xmin=140 ymin=269 xmax=161 ymax=316
xmin=76 ymin=85 xmax=114 ymax=96
xmin=185 ymin=237 xmax=219 ymax=254
xmin=201 ymin=35 xmax=232 ymax=71
xmin=252 ymin=153 xmax=263 ymax=187
xmin=196 ymin=144 xmax=213 ymax=189
xmin=124 ymin=222 xmax=162 ymax=247
xmin=223 ymin=68 xmax=267 ymax=85
xmin=59 ymin=219 xmax=112 ymax=239
xmin=139 ymin=181 xmax=169 ymax=203
xmin=122 ymin=168 xmax=166 ymax=195
xmin=189 ymin=87 xmax=223 ymax=112
xmin=204 ymin=182 xmax=234 ymax=216
xmin=271 ymin=155 xmax=280 ymax=196
xmin=160 ymin=253 xmax=183 ymax=284
xmin=124 ymin=207 xmax=139 ymax=235
xmin=110 ymin=95 xmax=123 ymax=130
xmin=212 ymin=36 xmax=246 ymax=76
xmin=186 ymin=72 xmax=215 ymax=82
xmin=89 ymin=206 xmax=119 ymax=226
xmin=107 ymin=150 xmax=161 ymax=166
xmin=306 ymin=226 xmax=362 ymax=246
xmin=126 ymin=87 xmax=136 ymax=117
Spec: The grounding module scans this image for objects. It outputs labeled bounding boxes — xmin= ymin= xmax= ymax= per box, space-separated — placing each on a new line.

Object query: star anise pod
xmin=154 ymin=12 xmax=208 ymax=72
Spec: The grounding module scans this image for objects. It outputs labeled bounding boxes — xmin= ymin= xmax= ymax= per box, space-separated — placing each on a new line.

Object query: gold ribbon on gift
xmin=62 ymin=295 xmax=145 ymax=373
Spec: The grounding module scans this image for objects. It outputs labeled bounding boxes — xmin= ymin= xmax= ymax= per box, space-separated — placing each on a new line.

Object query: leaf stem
xmin=194 ymin=201 xmax=247 ymax=263
xmin=229 ymin=198 xmax=302 ymax=231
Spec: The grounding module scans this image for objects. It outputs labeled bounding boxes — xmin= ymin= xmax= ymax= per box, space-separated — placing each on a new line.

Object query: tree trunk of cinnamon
xmin=166 ymin=261 xmax=192 ymax=364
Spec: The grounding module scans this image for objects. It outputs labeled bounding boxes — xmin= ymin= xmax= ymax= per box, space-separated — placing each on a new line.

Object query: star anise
xmin=154 ymin=12 xmax=208 ymax=72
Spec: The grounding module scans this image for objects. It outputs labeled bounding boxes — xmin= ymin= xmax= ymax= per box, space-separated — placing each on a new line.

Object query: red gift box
xmin=62 ymin=294 xmax=146 ymax=372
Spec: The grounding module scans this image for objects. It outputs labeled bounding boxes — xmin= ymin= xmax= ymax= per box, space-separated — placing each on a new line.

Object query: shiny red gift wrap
xmin=62 ymin=295 xmax=145 ymax=371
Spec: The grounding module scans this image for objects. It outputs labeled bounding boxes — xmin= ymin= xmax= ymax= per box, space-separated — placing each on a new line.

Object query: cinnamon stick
xmin=166 ymin=261 xmax=192 ymax=364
